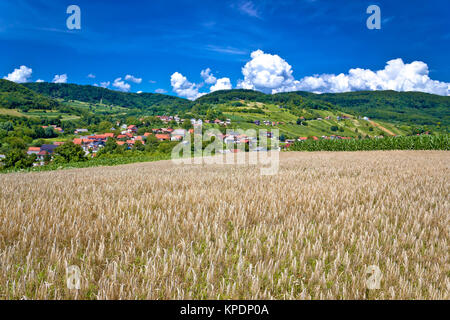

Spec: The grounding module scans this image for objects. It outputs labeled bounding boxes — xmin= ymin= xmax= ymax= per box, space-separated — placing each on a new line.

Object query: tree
xmin=0 ymin=121 xmax=14 ymax=132
xmin=44 ymin=127 xmax=57 ymax=138
xmin=4 ymin=149 xmax=36 ymax=169
xmin=181 ymin=120 xmax=192 ymax=130
xmin=97 ymin=138 xmax=119 ymax=156
xmin=133 ymin=140 xmax=145 ymax=152
xmin=4 ymin=137 xmax=27 ymax=150
xmin=145 ymin=135 xmax=159 ymax=152
xmin=98 ymin=121 xmax=113 ymax=132
xmin=53 ymin=142 xmax=87 ymax=163
xmin=330 ymin=126 xmax=338 ymax=132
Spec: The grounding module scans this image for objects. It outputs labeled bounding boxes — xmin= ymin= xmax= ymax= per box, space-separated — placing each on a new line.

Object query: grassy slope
xmin=220 ymin=101 xmax=409 ymax=138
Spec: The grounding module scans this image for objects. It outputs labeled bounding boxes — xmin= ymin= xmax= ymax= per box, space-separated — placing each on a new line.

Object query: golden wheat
xmin=0 ymin=151 xmax=448 ymax=300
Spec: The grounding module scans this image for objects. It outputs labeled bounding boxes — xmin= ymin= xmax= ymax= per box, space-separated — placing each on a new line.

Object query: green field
xmin=220 ymin=101 xmax=410 ymax=138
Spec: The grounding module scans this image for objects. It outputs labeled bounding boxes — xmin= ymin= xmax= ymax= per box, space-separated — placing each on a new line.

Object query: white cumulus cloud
xmin=238 ymin=50 xmax=450 ymax=96
xmin=210 ymin=78 xmax=232 ymax=92
xmin=3 ymin=65 xmax=33 ymax=83
xmin=87 ymin=73 xmax=96 ymax=79
xmin=100 ymin=81 xmax=110 ymax=88
xmin=200 ymin=68 xmax=217 ymax=84
xmin=170 ymin=72 xmax=205 ymax=100
xmin=238 ymin=50 xmax=296 ymax=94
xmin=53 ymin=74 xmax=68 ymax=84
xmin=112 ymin=78 xmax=131 ymax=92
xmin=125 ymin=74 xmax=142 ymax=84
xmin=36 ymin=79 xmax=45 ymax=83
xmin=155 ymin=88 xmax=167 ymax=94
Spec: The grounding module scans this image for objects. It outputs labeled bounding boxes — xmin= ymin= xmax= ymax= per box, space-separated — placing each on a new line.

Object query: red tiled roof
xmin=73 ymin=139 xmax=82 ymax=145
xmin=116 ymin=141 xmax=126 ymax=146
xmin=28 ymin=147 xmax=41 ymax=152
xmin=144 ymin=132 xmax=152 ymax=137
xmin=104 ymin=133 xmax=115 ymax=138
xmin=155 ymin=134 xmax=170 ymax=140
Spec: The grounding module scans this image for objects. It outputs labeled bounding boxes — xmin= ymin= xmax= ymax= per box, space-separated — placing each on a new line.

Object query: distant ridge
xmin=23 ymin=82 xmax=193 ymax=113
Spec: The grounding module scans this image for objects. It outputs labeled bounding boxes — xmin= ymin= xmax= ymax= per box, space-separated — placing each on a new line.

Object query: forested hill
xmin=23 ymin=82 xmax=193 ymax=113
xmin=294 ymin=90 xmax=450 ymax=126
xmin=198 ymin=89 xmax=449 ymax=126
xmin=0 ymin=79 xmax=60 ymax=111
xmin=12 ymin=81 xmax=449 ymax=127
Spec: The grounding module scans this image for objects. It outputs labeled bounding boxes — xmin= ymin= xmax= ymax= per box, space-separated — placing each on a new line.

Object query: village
xmin=22 ymin=114 xmax=369 ymax=166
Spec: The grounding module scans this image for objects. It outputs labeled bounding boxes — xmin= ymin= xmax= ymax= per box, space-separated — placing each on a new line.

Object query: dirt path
xmin=369 ymin=120 xmax=396 ymax=136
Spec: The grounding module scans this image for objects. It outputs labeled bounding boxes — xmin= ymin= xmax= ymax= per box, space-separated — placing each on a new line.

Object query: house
xmin=155 ymin=134 xmax=170 ymax=141
xmin=104 ymin=133 xmax=115 ymax=138
xmin=27 ymin=147 xmax=41 ymax=155
xmin=37 ymin=150 xmax=50 ymax=162
xmin=298 ymin=137 xmax=308 ymax=141
xmin=144 ymin=132 xmax=152 ymax=137
xmin=171 ymin=135 xmax=183 ymax=142
xmin=75 ymin=129 xmax=88 ymax=134
xmin=128 ymin=125 xmax=138 ymax=133
xmin=172 ymin=129 xmax=187 ymax=137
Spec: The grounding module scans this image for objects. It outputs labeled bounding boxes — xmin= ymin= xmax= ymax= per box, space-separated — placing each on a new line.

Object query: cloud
xmin=210 ymin=78 xmax=232 ymax=92
xmin=99 ymin=81 xmax=110 ymax=88
xmin=87 ymin=73 xmax=96 ymax=79
xmin=36 ymin=79 xmax=45 ymax=83
xmin=52 ymin=74 xmax=68 ymax=83
xmin=205 ymin=45 xmax=248 ymax=55
xmin=238 ymin=50 xmax=450 ymax=96
xmin=236 ymin=1 xmax=260 ymax=18
xmin=170 ymin=72 xmax=205 ymax=100
xmin=112 ymin=78 xmax=131 ymax=92
xmin=125 ymin=74 xmax=142 ymax=84
xmin=200 ymin=68 xmax=217 ymax=84
xmin=3 ymin=65 xmax=33 ymax=83
xmin=237 ymin=50 xmax=296 ymax=94
xmin=137 ymin=91 xmax=143 ymax=94
xmin=292 ymin=59 xmax=450 ymax=96
xmin=155 ymin=88 xmax=167 ymax=94
xmin=148 ymin=80 xmax=157 ymax=84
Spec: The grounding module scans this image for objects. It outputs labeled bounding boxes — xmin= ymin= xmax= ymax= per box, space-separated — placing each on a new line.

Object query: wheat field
xmin=0 ymin=151 xmax=448 ymax=300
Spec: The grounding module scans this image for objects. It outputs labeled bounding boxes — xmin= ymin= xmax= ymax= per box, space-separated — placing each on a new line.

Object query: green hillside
xmin=0 ymin=79 xmax=60 ymax=111
xmin=290 ymin=90 xmax=450 ymax=127
xmin=23 ymin=82 xmax=193 ymax=114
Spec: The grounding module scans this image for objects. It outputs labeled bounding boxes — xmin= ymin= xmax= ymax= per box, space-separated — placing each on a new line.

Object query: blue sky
xmin=1 ymin=0 xmax=449 ymax=98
